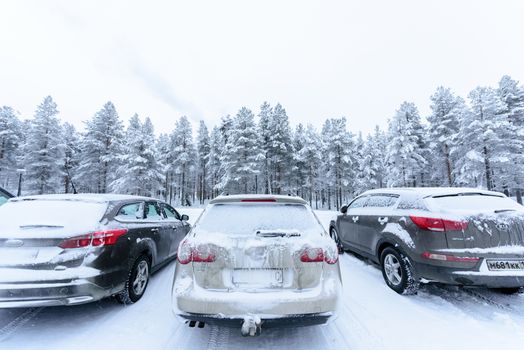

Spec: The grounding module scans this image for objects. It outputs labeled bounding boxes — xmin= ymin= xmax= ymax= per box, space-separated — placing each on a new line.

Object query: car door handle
xmin=151 ymin=228 xmax=159 ymax=233
xmin=378 ymin=217 xmax=388 ymax=225
xmin=352 ymin=216 xmax=359 ymax=223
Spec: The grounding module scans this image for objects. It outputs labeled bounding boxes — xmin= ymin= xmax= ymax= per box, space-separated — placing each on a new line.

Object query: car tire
xmin=330 ymin=227 xmax=344 ymax=254
xmin=491 ymin=287 xmax=522 ymax=295
xmin=380 ymin=247 xmax=419 ymax=295
xmin=116 ymin=254 xmax=151 ymax=304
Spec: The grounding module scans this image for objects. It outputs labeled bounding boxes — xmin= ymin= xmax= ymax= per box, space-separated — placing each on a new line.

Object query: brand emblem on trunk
xmin=4 ymin=239 xmax=24 ymax=248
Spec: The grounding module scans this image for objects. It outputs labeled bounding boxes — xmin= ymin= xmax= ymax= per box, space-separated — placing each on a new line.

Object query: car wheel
xmin=330 ymin=227 xmax=344 ymax=254
xmin=491 ymin=287 xmax=522 ymax=295
xmin=380 ymin=247 xmax=419 ymax=295
xmin=116 ymin=255 xmax=151 ymax=304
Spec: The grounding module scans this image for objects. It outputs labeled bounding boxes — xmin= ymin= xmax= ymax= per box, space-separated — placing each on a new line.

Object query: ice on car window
xmin=348 ymin=196 xmax=368 ymax=209
xmin=117 ymin=203 xmax=142 ymax=219
xmin=196 ymin=203 xmax=323 ymax=236
xmin=365 ymin=195 xmax=398 ymax=208
xmin=145 ymin=203 xmax=162 ymax=220
xmin=397 ymin=198 xmax=427 ymax=210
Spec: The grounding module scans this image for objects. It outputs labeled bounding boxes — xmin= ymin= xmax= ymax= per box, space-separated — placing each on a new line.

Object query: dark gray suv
xmin=330 ymin=188 xmax=524 ymax=295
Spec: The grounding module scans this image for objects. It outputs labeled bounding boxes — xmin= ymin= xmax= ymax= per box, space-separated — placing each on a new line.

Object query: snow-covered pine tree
xmin=170 ymin=116 xmax=196 ymax=205
xmin=291 ymin=123 xmax=308 ymax=198
xmin=297 ymin=124 xmax=322 ymax=207
xmin=267 ymin=103 xmax=294 ymax=194
xmin=218 ymin=107 xmax=262 ymax=194
xmin=196 ymin=121 xmax=211 ymax=203
xmin=62 ymin=123 xmax=81 ymax=193
xmin=353 ymin=132 xmax=368 ymax=195
xmin=23 ymin=96 xmax=63 ymax=194
xmin=497 ymin=76 xmax=524 ymax=195
xmin=321 ymin=117 xmax=355 ymax=209
xmin=207 ymin=126 xmax=223 ymax=198
xmin=258 ymin=102 xmax=273 ymax=194
xmin=156 ymin=133 xmax=173 ymax=202
xmin=75 ymin=102 xmax=124 ymax=193
xmin=111 ymin=115 xmax=162 ymax=196
xmin=455 ymin=87 xmax=507 ymax=190
xmin=427 ymin=87 xmax=464 ymax=186
xmin=0 ymin=106 xmax=22 ymax=191
xmin=385 ymin=102 xmax=427 ymax=187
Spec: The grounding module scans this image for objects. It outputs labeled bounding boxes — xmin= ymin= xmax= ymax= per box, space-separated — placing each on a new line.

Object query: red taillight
xmin=410 ymin=216 xmax=468 ymax=232
xmin=92 ymin=229 xmax=128 ymax=246
xmin=240 ymin=199 xmax=277 ymax=202
xmin=177 ymin=242 xmax=216 ymax=264
xmin=59 ymin=234 xmax=92 ymax=249
xmin=59 ymin=229 xmax=128 ymax=249
xmin=421 ymin=251 xmax=479 ymax=263
xmin=300 ymin=247 xmax=325 ymax=262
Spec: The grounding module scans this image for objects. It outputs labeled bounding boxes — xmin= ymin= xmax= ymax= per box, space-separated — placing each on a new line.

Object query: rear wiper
xmin=20 ymin=224 xmax=64 ymax=229
xmin=255 ymin=231 xmax=301 ymax=238
xmin=494 ymin=209 xmax=517 ymax=213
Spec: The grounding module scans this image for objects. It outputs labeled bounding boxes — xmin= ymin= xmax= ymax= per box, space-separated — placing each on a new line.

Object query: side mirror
xmin=340 ymin=205 xmax=348 ymax=214
xmin=181 ymin=214 xmax=189 ymax=221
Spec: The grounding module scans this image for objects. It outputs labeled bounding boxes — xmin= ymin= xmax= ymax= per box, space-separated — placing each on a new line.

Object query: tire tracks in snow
xmin=0 ymin=307 xmax=43 ymax=342
xmin=206 ymin=325 xmax=230 ymax=350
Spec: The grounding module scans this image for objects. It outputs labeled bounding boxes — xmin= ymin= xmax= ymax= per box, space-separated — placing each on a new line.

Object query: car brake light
xmin=300 ymin=247 xmax=325 ymax=263
xmin=324 ymin=246 xmax=339 ymax=265
xmin=59 ymin=229 xmax=128 ymax=249
xmin=410 ymin=216 xmax=468 ymax=232
xmin=240 ymin=199 xmax=277 ymax=202
xmin=421 ymin=251 xmax=479 ymax=262
xmin=92 ymin=229 xmax=128 ymax=246
xmin=59 ymin=234 xmax=92 ymax=249
xmin=177 ymin=242 xmax=216 ymax=264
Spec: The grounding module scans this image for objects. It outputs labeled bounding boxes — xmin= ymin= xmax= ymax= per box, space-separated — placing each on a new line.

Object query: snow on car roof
xmin=11 ymin=193 xmax=154 ymax=203
xmin=362 ymin=187 xmax=505 ymax=198
xmin=210 ymin=194 xmax=307 ymax=205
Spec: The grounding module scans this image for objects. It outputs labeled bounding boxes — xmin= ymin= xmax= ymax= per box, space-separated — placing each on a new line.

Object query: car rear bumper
xmin=173 ymin=279 xmax=341 ymax=320
xmin=0 ymin=267 xmax=122 ymax=308
xmin=414 ymin=260 xmax=524 ymax=288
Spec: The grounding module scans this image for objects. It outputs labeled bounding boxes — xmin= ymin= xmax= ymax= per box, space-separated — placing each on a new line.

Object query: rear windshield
xmin=0 ymin=199 xmax=108 ymax=229
xmin=196 ymin=203 xmax=323 ymax=236
xmin=428 ymin=194 xmax=524 ymax=212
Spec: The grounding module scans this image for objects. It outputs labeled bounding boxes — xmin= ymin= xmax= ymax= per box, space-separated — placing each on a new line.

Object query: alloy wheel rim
xmin=384 ymin=254 xmax=402 ymax=286
xmin=132 ymin=260 xmax=149 ymax=295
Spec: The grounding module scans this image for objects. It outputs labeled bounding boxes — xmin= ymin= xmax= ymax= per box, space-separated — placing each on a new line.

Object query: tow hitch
xmin=241 ymin=314 xmax=262 ymax=336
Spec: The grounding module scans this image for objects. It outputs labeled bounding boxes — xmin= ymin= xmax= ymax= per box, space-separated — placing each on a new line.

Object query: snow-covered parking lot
xmin=1 ymin=209 xmax=524 ymax=350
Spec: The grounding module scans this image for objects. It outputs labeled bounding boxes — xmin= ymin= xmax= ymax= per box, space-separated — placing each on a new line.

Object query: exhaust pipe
xmin=241 ymin=314 xmax=262 ymax=337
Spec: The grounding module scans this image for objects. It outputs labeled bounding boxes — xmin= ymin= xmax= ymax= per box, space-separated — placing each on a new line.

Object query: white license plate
xmin=486 ymin=260 xmax=524 ymax=271
xmin=232 ymin=268 xmax=284 ymax=287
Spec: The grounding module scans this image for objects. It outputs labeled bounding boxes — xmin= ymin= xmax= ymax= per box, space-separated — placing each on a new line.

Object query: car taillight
xmin=92 ymin=229 xmax=128 ymax=246
xmin=299 ymin=247 xmax=324 ymax=263
xmin=240 ymin=199 xmax=277 ymax=202
xmin=177 ymin=242 xmax=216 ymax=264
xmin=59 ymin=229 xmax=128 ymax=249
xmin=421 ymin=251 xmax=479 ymax=262
xmin=59 ymin=234 xmax=92 ymax=249
xmin=324 ymin=245 xmax=339 ymax=265
xmin=410 ymin=216 xmax=468 ymax=232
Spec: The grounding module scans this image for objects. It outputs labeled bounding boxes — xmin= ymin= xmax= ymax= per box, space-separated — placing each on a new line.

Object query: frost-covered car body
xmin=0 ymin=194 xmax=190 ymax=308
xmin=330 ymin=188 xmax=524 ymax=292
xmin=172 ymin=195 xmax=342 ymax=333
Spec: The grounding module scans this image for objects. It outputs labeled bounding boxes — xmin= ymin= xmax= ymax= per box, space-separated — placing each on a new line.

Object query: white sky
xmin=1 ymin=0 xmax=523 ymax=135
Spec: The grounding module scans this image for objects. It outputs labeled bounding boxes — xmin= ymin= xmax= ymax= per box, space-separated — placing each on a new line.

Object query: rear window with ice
xmin=0 ymin=199 xmax=108 ymax=230
xmin=427 ymin=194 xmax=524 ymax=212
xmin=195 ymin=203 xmax=323 ymax=236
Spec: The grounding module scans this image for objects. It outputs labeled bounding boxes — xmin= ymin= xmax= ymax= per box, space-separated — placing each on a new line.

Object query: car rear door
xmin=339 ymin=195 xmax=369 ymax=249
xmin=357 ymin=194 xmax=399 ymax=254
xmin=144 ymin=201 xmax=171 ymax=263
xmin=160 ymin=203 xmax=187 ymax=257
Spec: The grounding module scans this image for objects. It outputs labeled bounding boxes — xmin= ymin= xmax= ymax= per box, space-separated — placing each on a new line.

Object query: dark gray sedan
xmin=330 ymin=188 xmax=524 ymax=295
xmin=0 ymin=194 xmax=190 ymax=307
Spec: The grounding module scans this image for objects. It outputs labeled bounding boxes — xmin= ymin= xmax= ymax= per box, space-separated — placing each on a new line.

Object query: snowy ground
xmin=1 ymin=209 xmax=524 ymax=350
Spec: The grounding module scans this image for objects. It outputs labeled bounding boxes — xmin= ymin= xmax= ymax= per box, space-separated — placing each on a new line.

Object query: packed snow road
xmin=1 ymin=209 xmax=524 ymax=350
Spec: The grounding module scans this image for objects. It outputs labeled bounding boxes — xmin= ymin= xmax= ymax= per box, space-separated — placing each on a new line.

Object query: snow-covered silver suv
xmin=330 ymin=188 xmax=524 ymax=295
xmin=172 ymin=195 xmax=342 ymax=336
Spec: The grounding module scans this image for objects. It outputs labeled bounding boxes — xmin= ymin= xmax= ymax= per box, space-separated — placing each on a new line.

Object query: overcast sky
xmin=1 ymin=0 xmax=523 ymax=135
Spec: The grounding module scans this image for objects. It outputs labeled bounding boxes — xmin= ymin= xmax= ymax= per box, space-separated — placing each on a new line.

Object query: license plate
xmin=486 ymin=260 xmax=524 ymax=271
xmin=232 ymin=268 xmax=284 ymax=287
